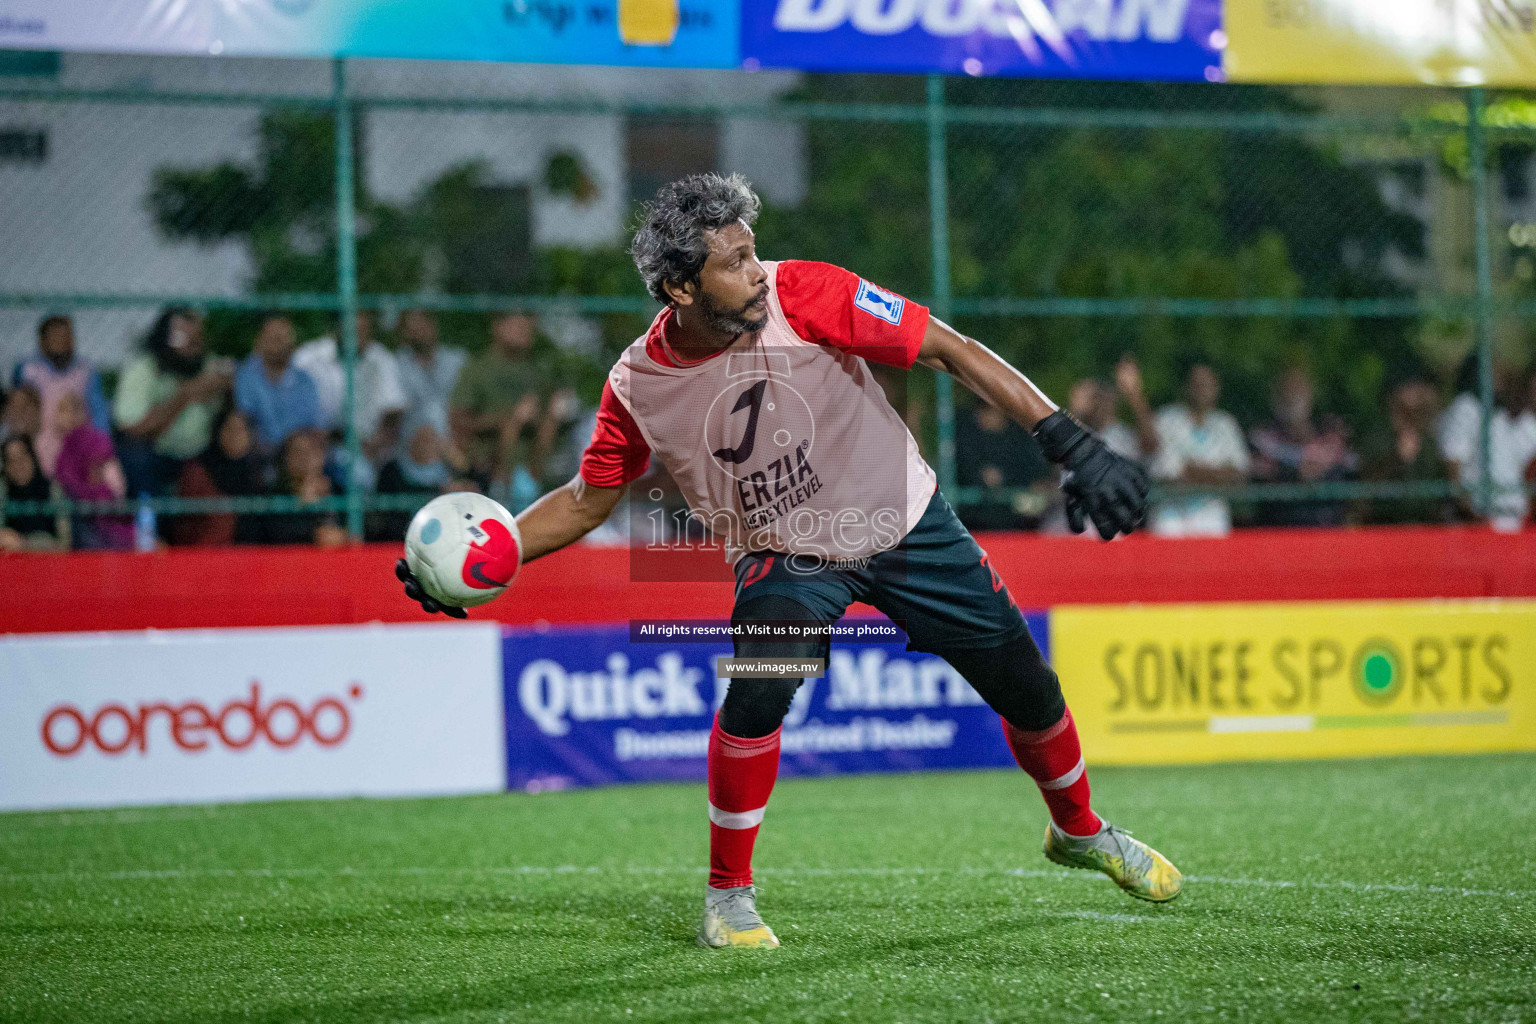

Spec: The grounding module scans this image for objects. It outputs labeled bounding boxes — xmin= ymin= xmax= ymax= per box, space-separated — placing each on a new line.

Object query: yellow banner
xmin=1224 ymin=0 xmax=1536 ymax=86
xmin=1051 ymin=600 xmax=1536 ymax=765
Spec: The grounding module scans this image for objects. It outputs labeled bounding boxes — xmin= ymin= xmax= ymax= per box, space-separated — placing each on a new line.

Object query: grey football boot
xmin=697 ymin=885 xmax=780 ymax=948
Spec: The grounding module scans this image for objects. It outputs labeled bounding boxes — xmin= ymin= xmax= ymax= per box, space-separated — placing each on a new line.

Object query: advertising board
xmin=0 ymin=622 xmax=505 ymax=811
xmin=500 ymin=615 xmax=1050 ymax=790
xmin=1051 ymin=600 xmax=1536 ymax=764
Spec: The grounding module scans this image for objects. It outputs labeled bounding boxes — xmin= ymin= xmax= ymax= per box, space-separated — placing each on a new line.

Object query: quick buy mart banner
xmin=0 ymin=622 xmax=506 ymax=811
xmin=500 ymin=614 xmax=1049 ymax=790
xmin=1051 ymin=600 xmax=1536 ymax=765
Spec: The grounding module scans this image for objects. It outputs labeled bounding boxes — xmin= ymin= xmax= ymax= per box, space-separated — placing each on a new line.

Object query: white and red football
xmin=403 ymin=492 xmax=522 ymax=609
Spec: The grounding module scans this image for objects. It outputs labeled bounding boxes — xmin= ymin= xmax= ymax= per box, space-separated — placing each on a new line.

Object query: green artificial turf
xmin=2 ymin=754 xmax=1534 ymax=1023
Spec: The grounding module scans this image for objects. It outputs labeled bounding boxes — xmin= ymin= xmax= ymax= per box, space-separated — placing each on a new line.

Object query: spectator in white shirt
xmin=1437 ymin=356 xmax=1536 ymax=532
xmin=394 ymin=308 xmax=468 ymax=444
xmin=1147 ymin=363 xmax=1250 ymax=538
xmin=293 ymin=311 xmax=406 ymax=468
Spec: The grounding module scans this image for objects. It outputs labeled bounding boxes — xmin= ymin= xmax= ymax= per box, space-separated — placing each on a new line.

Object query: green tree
xmin=758 ymin=77 xmax=1426 ymax=433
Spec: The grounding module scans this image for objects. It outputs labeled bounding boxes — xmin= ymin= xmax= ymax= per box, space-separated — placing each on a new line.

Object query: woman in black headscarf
xmin=171 ymin=405 xmax=268 ymax=545
xmin=1 ymin=434 xmax=69 ymax=551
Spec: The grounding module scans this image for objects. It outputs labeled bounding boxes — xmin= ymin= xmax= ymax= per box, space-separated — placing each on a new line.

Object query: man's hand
xmin=1113 ymin=355 xmax=1144 ymax=400
xmin=395 ymin=558 xmax=468 ymax=618
xmin=1032 ymin=411 xmax=1149 ymax=540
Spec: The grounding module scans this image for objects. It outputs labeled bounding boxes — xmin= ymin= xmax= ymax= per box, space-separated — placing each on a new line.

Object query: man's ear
xmin=662 ymin=277 xmax=696 ymax=309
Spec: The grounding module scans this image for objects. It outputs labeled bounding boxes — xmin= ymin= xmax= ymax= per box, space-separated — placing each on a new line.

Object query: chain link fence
xmin=1 ymin=56 xmax=1531 ymax=547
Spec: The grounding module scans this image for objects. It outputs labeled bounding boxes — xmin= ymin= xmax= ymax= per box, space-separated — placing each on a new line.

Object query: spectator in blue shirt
xmin=234 ymin=313 xmax=322 ymax=453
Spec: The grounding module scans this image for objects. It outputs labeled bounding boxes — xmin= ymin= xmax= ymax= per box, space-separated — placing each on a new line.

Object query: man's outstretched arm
xmin=915 ymin=316 xmax=1057 ymax=429
xmin=915 ymin=316 xmax=1149 ymax=540
xmin=515 ymin=475 xmax=626 ymax=564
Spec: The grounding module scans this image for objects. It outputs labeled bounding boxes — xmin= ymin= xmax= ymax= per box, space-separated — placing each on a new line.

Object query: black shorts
xmin=730 ymin=489 xmax=1029 ymax=654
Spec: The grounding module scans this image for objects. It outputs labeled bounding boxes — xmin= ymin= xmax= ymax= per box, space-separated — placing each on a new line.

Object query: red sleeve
xmin=776 ymin=260 xmax=929 ymax=369
xmin=578 ymin=379 xmax=651 ymax=487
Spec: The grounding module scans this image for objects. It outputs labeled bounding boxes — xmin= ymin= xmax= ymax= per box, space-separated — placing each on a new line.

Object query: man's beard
xmin=698 ymin=289 xmax=768 ymax=337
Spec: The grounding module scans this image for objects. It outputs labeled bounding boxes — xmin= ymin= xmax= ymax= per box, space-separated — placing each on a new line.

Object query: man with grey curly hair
xmin=397 ymin=172 xmax=1178 ymax=948
xmin=629 ymin=173 xmax=766 ymax=334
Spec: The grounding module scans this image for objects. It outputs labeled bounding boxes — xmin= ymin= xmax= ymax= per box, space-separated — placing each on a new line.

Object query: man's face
xmin=256 ymin=317 xmax=296 ymax=370
xmin=1273 ymin=368 xmax=1314 ymax=425
xmin=688 ymin=221 xmax=769 ymax=335
xmin=40 ymin=320 xmax=74 ymax=370
xmin=1068 ymin=380 xmax=1112 ymax=430
xmin=401 ymin=310 xmax=438 ymax=351
xmin=491 ymin=314 xmax=535 ymax=356
xmin=1188 ymin=365 xmax=1220 ymax=412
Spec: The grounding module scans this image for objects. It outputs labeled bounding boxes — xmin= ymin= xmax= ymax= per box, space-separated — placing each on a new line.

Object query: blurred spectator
xmin=114 ymin=308 xmax=232 ymax=496
xmin=1250 ymin=366 xmax=1357 ymax=528
xmin=1355 ymin=379 xmax=1455 ymax=526
xmin=52 ymin=392 xmax=132 ymax=550
xmin=252 ymin=430 xmax=348 ymax=548
xmin=1067 ymin=377 xmax=1141 ymax=461
xmin=13 ymin=315 xmax=111 ymax=476
xmin=1438 ymin=356 xmax=1536 ymax=532
xmin=234 ymin=313 xmax=323 ymax=454
xmin=1 ymin=382 xmax=42 ymax=446
xmin=450 ymin=312 xmax=568 ymax=487
xmin=955 ymin=403 xmax=1051 ymax=530
xmin=1148 ymin=363 xmax=1250 ymax=538
xmin=0 ymin=434 xmax=68 ymax=552
xmin=395 ymin=308 xmax=468 ymax=443
xmin=370 ymin=422 xmax=461 ymax=541
xmin=293 ymin=310 xmax=406 ymax=466
xmin=171 ymin=406 xmax=267 ymax=546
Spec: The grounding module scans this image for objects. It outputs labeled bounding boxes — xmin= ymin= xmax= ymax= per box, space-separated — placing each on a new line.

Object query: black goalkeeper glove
xmin=1032 ymin=410 xmax=1150 ymax=541
xmin=395 ymin=558 xmax=468 ymax=619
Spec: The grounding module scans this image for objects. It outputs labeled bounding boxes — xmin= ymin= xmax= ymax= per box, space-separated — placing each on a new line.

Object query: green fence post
xmin=926 ymin=74 xmax=956 ymax=492
xmin=1467 ymin=85 xmax=1495 ymax=520
xmin=334 ymin=58 xmax=363 ymax=539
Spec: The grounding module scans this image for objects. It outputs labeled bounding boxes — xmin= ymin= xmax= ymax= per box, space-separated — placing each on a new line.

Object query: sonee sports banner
xmin=1051 ymin=600 xmax=1536 ymax=765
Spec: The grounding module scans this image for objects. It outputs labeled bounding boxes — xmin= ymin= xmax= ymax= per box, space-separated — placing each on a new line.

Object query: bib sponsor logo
xmin=854 ymin=279 xmax=905 ymax=325
xmin=40 ymin=682 xmax=362 ymax=757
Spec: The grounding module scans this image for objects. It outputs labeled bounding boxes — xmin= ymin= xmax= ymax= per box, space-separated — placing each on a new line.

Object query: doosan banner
xmin=0 ymin=623 xmax=505 ymax=811
xmin=742 ymin=0 xmax=1224 ymax=81
xmin=499 ymin=615 xmax=1049 ymax=790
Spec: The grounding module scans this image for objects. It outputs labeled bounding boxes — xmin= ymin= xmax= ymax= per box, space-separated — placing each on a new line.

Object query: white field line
xmin=0 ymin=864 xmax=1524 ymax=900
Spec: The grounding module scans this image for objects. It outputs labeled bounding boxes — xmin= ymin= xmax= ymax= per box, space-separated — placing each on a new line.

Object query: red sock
xmin=707 ymin=715 xmax=782 ymax=889
xmin=1001 ymin=708 xmax=1102 ymax=838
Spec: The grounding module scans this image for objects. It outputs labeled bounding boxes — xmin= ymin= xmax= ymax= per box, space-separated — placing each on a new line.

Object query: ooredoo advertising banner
xmin=740 ymin=0 xmax=1225 ymax=81
xmin=1052 ymin=600 xmax=1536 ymax=765
xmin=0 ymin=622 xmax=505 ymax=811
xmin=500 ymin=614 xmax=1049 ymax=791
